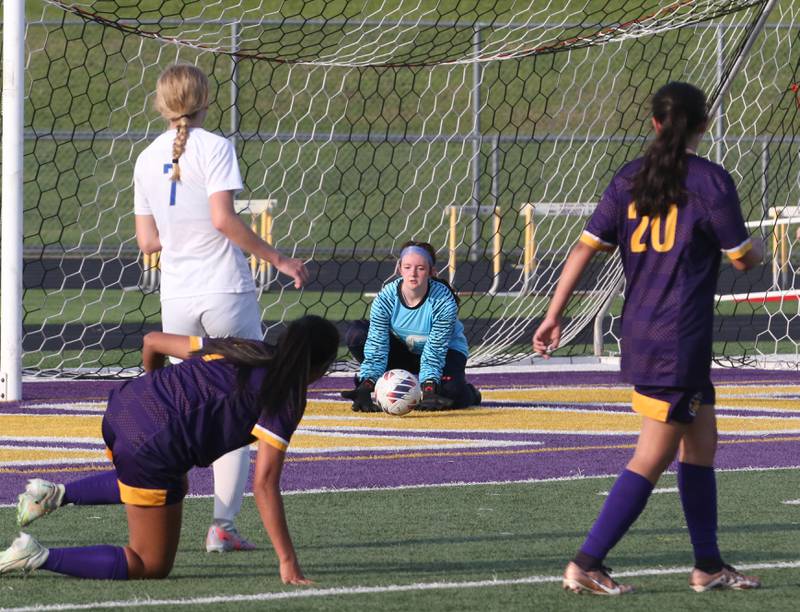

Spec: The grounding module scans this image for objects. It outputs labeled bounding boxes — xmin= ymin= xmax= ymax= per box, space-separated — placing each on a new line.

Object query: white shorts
xmin=160 ymin=292 xmax=263 ymax=341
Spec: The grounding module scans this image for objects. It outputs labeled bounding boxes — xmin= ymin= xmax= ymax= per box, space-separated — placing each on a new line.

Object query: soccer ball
xmin=374 ymin=369 xmax=421 ymax=416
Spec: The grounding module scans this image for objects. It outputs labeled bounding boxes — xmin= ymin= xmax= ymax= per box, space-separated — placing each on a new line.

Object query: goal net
xmin=7 ymin=0 xmax=799 ymax=376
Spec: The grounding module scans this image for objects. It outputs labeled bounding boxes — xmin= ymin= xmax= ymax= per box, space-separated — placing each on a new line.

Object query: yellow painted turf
xmin=0 ymin=446 xmax=106 ymax=463
xmin=2 ymin=382 xmax=799 ymax=458
xmin=482 ymin=387 xmax=800 ymax=410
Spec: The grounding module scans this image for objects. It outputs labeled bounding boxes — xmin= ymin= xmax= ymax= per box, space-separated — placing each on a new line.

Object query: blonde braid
xmin=155 ymin=64 xmax=210 ymax=183
xmin=171 ymin=116 xmax=191 ymax=182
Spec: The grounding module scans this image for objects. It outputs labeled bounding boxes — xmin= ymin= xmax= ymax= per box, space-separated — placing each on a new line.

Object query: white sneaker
xmin=0 ymin=533 xmax=49 ymax=575
xmin=205 ymin=524 xmax=256 ymax=552
xmin=17 ymin=478 xmax=65 ymax=527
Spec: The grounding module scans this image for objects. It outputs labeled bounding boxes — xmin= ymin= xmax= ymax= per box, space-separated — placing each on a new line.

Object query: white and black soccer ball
xmin=374 ymin=369 xmax=421 ymax=416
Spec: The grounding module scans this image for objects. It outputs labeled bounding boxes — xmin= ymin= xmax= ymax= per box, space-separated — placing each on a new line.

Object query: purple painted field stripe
xmin=2 ymin=434 xmax=799 ymax=505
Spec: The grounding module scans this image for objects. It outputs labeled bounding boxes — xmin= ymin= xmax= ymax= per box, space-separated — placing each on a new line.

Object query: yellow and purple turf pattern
xmin=1 ymin=370 xmax=799 ymax=502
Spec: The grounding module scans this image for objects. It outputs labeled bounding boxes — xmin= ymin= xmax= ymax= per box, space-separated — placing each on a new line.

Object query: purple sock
xmin=63 ymin=470 xmax=121 ymax=505
xmin=677 ymin=462 xmax=722 ymax=569
xmin=578 ymin=469 xmax=654 ymax=565
xmin=42 ymin=545 xmax=128 ymax=580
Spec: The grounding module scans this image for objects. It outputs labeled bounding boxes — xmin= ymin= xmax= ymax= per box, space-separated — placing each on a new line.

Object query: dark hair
xmin=195 ymin=315 xmax=339 ymax=420
xmin=398 ymin=240 xmax=460 ymax=305
xmin=630 ymin=82 xmax=708 ymax=218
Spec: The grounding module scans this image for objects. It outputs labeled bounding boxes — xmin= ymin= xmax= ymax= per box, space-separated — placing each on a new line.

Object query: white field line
xmin=1 ymin=464 xmax=799 ymax=510
xmin=0 ymin=457 xmax=109 ymax=468
xmin=600 ymin=486 xmax=678 ymax=496
xmin=0 ymin=444 xmax=103 ymax=451
xmin=0 ymin=436 xmax=105 ymax=444
xmin=12 ymin=402 xmax=106 ymax=412
xmin=296 ymin=429 xmax=543 ymax=448
xmin=289 ymin=441 xmax=537 ymax=454
xmin=308 ymin=426 xmax=793 ymax=440
xmin=310 ymin=405 xmax=800 ymax=420
xmin=453 ymin=401 xmax=800 ymax=415
xmin=0 ymin=433 xmax=544 ymax=466
xmin=0 ymin=414 xmax=99 ymax=419
xmin=301 ymin=423 xmax=800 ymax=436
xmin=1 ymin=560 xmax=799 ymax=612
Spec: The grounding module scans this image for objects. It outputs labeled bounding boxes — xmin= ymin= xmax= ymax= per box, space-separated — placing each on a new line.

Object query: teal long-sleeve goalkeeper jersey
xmin=359 ymin=278 xmax=469 ymax=383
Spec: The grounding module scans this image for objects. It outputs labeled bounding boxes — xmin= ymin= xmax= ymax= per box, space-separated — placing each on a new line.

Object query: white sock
xmin=211 ymin=445 xmax=251 ymax=524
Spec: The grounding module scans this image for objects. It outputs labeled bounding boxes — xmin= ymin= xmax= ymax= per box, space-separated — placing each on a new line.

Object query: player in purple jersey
xmin=533 ymin=83 xmax=763 ymax=595
xmin=0 ymin=316 xmax=338 ymax=583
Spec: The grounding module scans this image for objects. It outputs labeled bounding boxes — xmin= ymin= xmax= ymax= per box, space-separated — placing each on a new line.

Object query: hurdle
xmin=234 ymin=198 xmax=277 ymax=291
xmin=766 ymin=206 xmax=799 ymax=289
xmin=517 ymin=202 xmax=596 ymax=294
xmin=741 ymin=206 xmax=800 ymax=289
xmin=140 ymin=251 xmax=160 ymax=293
xmin=446 ymin=204 xmax=502 ymax=295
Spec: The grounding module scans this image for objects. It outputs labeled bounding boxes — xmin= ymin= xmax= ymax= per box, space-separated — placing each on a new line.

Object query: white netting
xmin=14 ymin=0 xmax=800 ymax=375
xmin=46 ymin=0 xmax=767 ymax=65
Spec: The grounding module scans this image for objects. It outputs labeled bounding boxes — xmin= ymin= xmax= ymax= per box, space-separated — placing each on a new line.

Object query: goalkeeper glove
xmin=417 ymin=379 xmax=454 ymax=411
xmin=341 ymin=378 xmax=380 ymax=412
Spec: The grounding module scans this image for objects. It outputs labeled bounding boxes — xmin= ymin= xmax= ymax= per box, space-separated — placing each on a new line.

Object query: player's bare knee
xmin=122 ymin=546 xmax=145 ymax=579
xmin=140 ymin=557 xmax=174 ymax=579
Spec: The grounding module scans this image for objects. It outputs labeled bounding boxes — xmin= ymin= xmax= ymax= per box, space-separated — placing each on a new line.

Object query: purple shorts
xmin=101 ymin=414 xmax=187 ymax=507
xmin=632 ymin=382 xmax=715 ymax=424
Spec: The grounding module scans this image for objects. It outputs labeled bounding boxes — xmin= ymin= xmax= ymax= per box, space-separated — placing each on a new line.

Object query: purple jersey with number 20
xmin=580 ymin=154 xmax=751 ymax=387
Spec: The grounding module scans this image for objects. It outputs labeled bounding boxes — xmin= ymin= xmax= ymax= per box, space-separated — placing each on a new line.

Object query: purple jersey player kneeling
xmin=533 ymin=82 xmax=763 ymax=595
xmin=0 ymin=315 xmax=338 ymax=583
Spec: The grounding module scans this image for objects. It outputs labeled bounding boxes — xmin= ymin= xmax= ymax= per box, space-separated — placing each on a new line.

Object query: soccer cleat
xmin=562 ymin=561 xmax=634 ymax=596
xmin=205 ymin=524 xmax=256 ymax=553
xmin=467 ymin=383 xmax=482 ymax=406
xmin=690 ymin=564 xmax=761 ymax=592
xmin=417 ymin=380 xmax=454 ymax=411
xmin=17 ymin=479 xmax=65 ymax=527
xmin=0 ymin=533 xmax=49 ymax=575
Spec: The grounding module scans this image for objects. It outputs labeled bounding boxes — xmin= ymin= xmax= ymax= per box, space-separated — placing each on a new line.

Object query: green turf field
xmin=0 ymin=469 xmax=797 ymax=610
xmin=20 ymin=280 xmax=794 ymax=327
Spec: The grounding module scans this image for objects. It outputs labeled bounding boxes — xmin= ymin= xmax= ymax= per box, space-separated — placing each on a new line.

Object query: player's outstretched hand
xmin=275 ymin=254 xmax=309 ymax=289
xmin=341 ymin=379 xmax=380 ymax=412
xmin=417 ymin=380 xmax=454 ymax=411
xmin=533 ymin=316 xmax=561 ymax=358
xmin=280 ymin=560 xmax=313 ymax=585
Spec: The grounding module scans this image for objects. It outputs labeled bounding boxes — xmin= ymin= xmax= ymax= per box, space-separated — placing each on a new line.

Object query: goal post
xmin=0 ymin=0 xmax=25 ymax=400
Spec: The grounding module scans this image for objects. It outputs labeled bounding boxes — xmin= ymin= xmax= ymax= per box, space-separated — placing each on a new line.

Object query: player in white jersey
xmin=134 ymin=64 xmax=308 ymax=553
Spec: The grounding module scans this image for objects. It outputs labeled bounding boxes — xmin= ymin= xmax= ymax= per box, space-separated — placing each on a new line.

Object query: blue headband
xmin=399 ymin=246 xmax=434 ymax=267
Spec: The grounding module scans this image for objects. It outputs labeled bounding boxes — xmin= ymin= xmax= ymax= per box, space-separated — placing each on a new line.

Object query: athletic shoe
xmin=205 ymin=524 xmax=256 ymax=552
xmin=562 ymin=561 xmax=634 ymax=595
xmin=690 ymin=564 xmax=761 ymax=592
xmin=17 ymin=479 xmax=65 ymax=527
xmin=0 ymin=533 xmax=49 ymax=575
xmin=467 ymin=383 xmax=482 ymax=406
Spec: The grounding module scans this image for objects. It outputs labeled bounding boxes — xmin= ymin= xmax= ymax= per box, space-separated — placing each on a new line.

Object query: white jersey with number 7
xmin=133 ymin=127 xmax=255 ymax=299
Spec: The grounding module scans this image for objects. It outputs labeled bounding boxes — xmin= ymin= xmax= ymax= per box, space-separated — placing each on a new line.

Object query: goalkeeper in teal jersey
xmin=342 ymin=241 xmax=481 ymax=411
